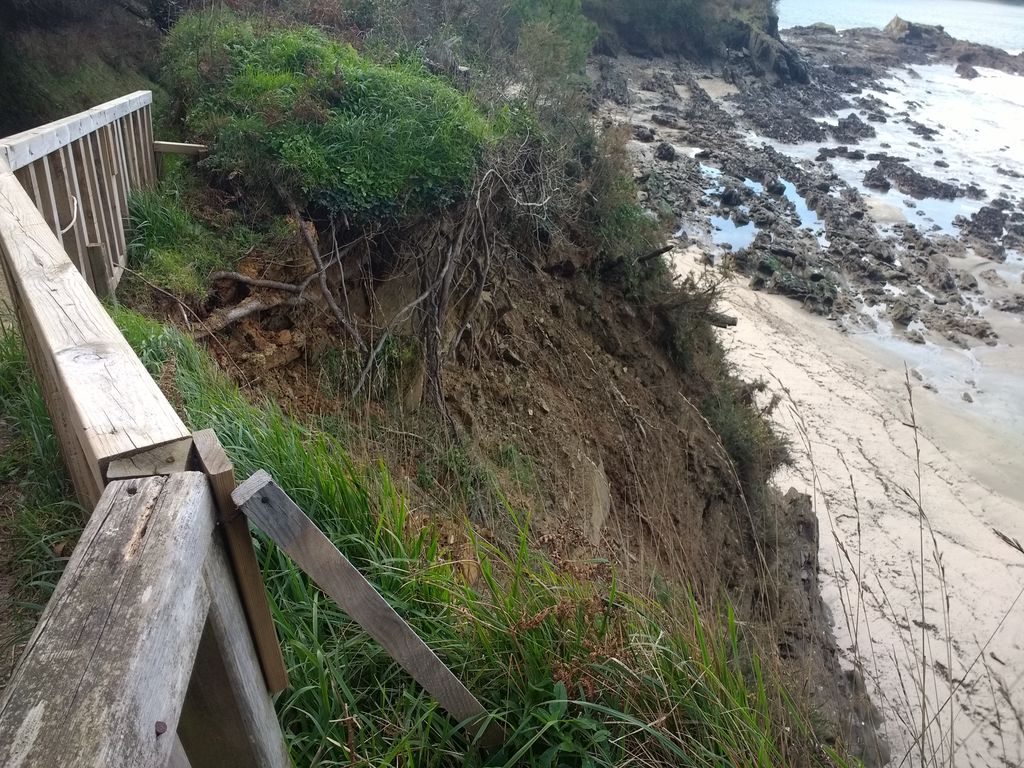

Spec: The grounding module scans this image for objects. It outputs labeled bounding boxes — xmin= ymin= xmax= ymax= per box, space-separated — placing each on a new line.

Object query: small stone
xmin=962 ymin=392 xmax=974 ymax=403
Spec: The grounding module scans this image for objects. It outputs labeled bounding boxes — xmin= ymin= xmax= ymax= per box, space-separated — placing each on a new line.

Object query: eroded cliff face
xmin=583 ymin=0 xmax=810 ymax=84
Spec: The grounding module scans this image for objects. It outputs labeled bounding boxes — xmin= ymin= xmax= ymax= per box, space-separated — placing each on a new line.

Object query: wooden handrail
xmin=0 ymin=474 xmax=216 ymax=767
xmin=0 ymin=91 xmax=153 ymax=171
xmin=2 ymin=91 xmax=157 ymax=296
xmin=0 ymin=96 xmax=291 ymax=767
xmin=0 ymin=159 xmax=189 ymax=505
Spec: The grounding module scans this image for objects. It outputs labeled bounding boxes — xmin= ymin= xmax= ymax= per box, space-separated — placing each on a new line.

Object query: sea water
xmin=778 ymin=0 xmax=1024 ymax=53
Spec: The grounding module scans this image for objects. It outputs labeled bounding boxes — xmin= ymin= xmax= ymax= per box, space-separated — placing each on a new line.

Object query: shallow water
xmin=709 ymin=215 xmax=756 ymax=250
xmin=778 ymin=0 xmax=1024 ymax=52
xmin=757 ymin=64 xmax=1024 ymax=234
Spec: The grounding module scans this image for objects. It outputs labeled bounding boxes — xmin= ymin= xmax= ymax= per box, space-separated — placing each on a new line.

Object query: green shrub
xmin=582 ymin=0 xmax=777 ymax=56
xmin=587 ymin=124 xmax=665 ymax=282
xmin=513 ymin=0 xmax=597 ymax=73
xmin=163 ymin=11 xmax=494 ymax=220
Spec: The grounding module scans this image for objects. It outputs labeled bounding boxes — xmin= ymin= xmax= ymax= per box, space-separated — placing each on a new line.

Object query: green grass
xmin=0 ymin=308 xmax=841 ymax=765
xmin=163 ymin=11 xmax=494 ymax=220
xmin=124 ymin=159 xmax=292 ymax=301
xmin=126 ymin=187 xmax=227 ymax=299
xmin=0 ymin=325 xmax=84 ymax=641
xmin=109 ymin=308 xmax=839 ymax=767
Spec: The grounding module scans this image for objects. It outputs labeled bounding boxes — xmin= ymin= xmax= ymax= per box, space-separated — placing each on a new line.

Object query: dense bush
xmin=163 ymin=11 xmax=493 ymax=219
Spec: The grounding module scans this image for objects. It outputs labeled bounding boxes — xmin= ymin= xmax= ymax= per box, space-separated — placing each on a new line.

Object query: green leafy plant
xmin=163 ymin=11 xmax=494 ymax=220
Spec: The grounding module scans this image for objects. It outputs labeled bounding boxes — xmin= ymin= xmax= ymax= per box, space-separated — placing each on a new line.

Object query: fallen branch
xmin=210 ymin=271 xmax=314 ymax=295
xmin=201 ymin=295 xmax=307 ymax=335
xmin=278 ymin=187 xmax=365 ymax=351
xmin=637 ymin=245 xmax=673 ymax=264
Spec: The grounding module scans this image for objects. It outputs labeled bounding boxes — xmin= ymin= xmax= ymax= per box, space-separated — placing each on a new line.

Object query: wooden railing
xmin=0 ymin=93 xmax=500 ymax=766
xmin=0 ymin=91 xmax=157 ymax=299
xmin=0 ymin=94 xmax=290 ymax=767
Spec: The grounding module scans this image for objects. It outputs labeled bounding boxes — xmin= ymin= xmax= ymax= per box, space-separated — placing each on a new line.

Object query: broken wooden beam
xmin=233 ymin=470 xmax=503 ymax=748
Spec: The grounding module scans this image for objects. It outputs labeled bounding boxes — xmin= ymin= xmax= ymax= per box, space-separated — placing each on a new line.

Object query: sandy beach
xmin=707 ymin=264 xmax=1024 ymax=766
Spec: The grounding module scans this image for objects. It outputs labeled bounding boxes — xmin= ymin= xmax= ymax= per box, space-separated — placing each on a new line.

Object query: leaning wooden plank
xmin=0 ymin=473 xmax=216 ymax=768
xmin=153 ymin=141 xmax=209 ymax=156
xmin=0 ymin=91 xmax=152 ymax=171
xmin=178 ymin=531 xmax=290 ymax=768
xmin=192 ymin=429 xmax=289 ymax=694
xmin=0 ymin=161 xmax=190 ymax=506
xmin=233 ymin=471 xmax=502 ymax=746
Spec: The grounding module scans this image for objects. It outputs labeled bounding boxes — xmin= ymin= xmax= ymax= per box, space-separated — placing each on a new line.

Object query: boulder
xmin=720 ymin=186 xmax=743 ymax=206
xmin=831 ymin=113 xmax=877 ymax=143
xmin=956 ymin=62 xmax=980 ymax=79
xmin=634 ymin=124 xmax=656 ymax=143
xmin=884 ymin=16 xmax=953 ymax=48
xmin=890 ymin=298 xmax=917 ymax=326
xmin=720 ymin=19 xmax=811 ymax=84
xmin=964 ymin=205 xmax=1006 ymax=241
xmin=655 ymin=142 xmax=677 ymax=162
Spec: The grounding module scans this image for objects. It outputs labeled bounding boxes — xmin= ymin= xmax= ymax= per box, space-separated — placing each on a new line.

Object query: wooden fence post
xmin=178 ymin=535 xmax=291 ymax=768
xmin=0 ymin=474 xmax=216 ymax=768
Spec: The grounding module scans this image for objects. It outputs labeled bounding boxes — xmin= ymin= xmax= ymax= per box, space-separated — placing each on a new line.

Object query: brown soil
xmin=211 ymin=265 xmax=757 ymax=600
xmin=163 ymin=223 xmax=876 ymax=758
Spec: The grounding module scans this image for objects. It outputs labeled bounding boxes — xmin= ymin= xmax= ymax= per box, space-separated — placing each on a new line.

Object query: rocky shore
xmin=592 ymin=18 xmax=1024 ymax=355
xmin=590 ymin=17 xmax=1024 ymax=767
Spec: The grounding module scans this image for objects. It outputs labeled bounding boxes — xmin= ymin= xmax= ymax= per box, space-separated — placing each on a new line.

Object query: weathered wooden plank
xmin=0 ymin=161 xmax=190 ymax=506
xmin=12 ymin=298 xmax=103 ymax=504
xmin=24 ymin=162 xmax=43 ymax=213
xmin=111 ymin=119 xmax=133 ymax=202
xmin=192 ymin=429 xmax=289 ymax=694
xmin=233 ymin=471 xmax=501 ymax=745
xmin=178 ymin=533 xmax=290 ymax=768
xmin=117 ymin=116 xmax=139 ymax=192
xmin=0 ymin=473 xmax=216 ymax=768
xmin=93 ymin=127 xmax=127 ymax=270
xmin=71 ymin=138 xmax=104 ymax=250
xmin=153 ymin=141 xmax=209 ymax=156
xmin=51 ymin=146 xmax=89 ymax=283
xmin=38 ymin=155 xmax=61 ymax=240
xmin=84 ymin=131 xmax=120 ymax=272
xmin=86 ymin=241 xmax=113 ymax=299
xmin=0 ymin=91 xmax=152 ymax=171
xmin=106 ymin=437 xmax=195 ymax=481
xmin=141 ymin=105 xmax=158 ymax=186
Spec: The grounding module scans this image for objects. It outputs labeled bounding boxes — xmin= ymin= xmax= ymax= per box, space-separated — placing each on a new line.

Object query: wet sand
xmin=703 ymin=259 xmax=1024 ymax=766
